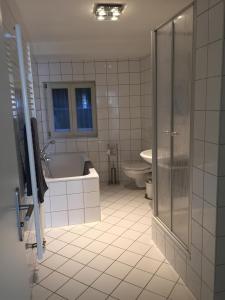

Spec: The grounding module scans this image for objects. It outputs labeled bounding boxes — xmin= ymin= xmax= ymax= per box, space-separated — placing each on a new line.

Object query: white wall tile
xmin=203 ymin=229 xmax=215 ymax=262
xmin=118 ymin=61 xmax=129 ymax=73
xmin=209 ymin=2 xmax=224 ymax=42
xmin=60 ymin=62 xmax=72 ymax=75
xmin=68 ymin=209 xmax=84 ymax=225
xmin=83 ymin=178 xmax=99 ymax=193
xmin=49 ymin=181 xmax=66 ymax=196
xmin=84 ymin=191 xmax=100 ymax=208
xmin=204 ymin=173 xmax=218 ymax=206
xmin=50 ymin=195 xmax=67 ymax=212
xmin=195 ymin=47 xmax=208 ymax=79
xmin=197 ymin=12 xmax=209 ymax=48
xmin=67 ymin=193 xmax=84 ymax=210
xmin=85 ymin=207 xmax=101 ymax=223
xmin=84 ymin=62 xmax=95 ymax=74
xmin=67 ymin=180 xmax=83 ymax=194
xmin=191 ymin=219 xmax=203 ymax=251
xmin=49 ymin=63 xmax=61 ymax=75
xmin=51 ymin=211 xmax=68 ymax=227
xmin=207 ymin=40 xmax=223 ymax=77
xmin=72 ymin=62 xmax=84 ymax=74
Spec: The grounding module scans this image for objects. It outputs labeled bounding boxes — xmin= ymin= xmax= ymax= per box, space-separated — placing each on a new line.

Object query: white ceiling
xmin=13 ymin=0 xmax=191 ymax=60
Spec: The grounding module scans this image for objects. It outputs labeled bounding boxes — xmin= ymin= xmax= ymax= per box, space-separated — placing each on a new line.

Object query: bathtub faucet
xmin=40 ymin=139 xmax=55 ymax=162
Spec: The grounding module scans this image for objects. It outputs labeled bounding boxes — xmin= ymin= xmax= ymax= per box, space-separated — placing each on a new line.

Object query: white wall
xmin=32 ymin=57 xmax=152 ymax=182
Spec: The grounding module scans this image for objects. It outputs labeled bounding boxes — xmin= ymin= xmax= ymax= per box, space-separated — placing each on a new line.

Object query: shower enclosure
xmin=152 ymin=5 xmax=193 ymax=247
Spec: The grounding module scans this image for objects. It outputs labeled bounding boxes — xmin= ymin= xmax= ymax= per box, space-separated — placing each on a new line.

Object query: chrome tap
xmin=40 ymin=140 xmax=55 ymax=162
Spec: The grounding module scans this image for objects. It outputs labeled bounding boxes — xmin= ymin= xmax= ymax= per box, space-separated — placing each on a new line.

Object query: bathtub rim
xmin=45 ymin=167 xmax=99 ymax=183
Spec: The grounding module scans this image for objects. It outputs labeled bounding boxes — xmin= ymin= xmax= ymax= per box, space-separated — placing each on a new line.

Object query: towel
xmin=24 ymin=118 xmax=48 ymax=203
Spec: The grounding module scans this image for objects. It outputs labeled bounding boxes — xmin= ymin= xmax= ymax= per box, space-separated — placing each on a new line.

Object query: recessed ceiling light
xmin=94 ymin=3 xmax=126 ymax=21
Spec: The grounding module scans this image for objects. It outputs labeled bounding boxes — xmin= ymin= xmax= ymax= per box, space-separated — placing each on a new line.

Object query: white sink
xmin=140 ymin=149 xmax=152 ymax=164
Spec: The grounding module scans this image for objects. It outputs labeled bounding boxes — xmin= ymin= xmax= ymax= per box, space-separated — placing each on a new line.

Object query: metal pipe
xmin=15 ymin=24 xmax=43 ymax=260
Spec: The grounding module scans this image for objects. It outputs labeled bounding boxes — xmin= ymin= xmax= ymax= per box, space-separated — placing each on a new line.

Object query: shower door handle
xmin=171 ymin=131 xmax=179 ymax=136
xmin=163 ymin=130 xmax=171 ymax=134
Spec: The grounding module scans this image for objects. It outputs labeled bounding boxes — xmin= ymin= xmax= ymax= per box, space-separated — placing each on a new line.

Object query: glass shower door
xmin=156 ymin=23 xmax=173 ymax=229
xmin=154 ymin=5 xmax=193 ymax=247
xmin=172 ymin=7 xmax=193 ymax=245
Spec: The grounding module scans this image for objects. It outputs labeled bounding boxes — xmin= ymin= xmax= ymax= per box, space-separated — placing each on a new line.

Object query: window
xmin=46 ymin=82 xmax=97 ymax=138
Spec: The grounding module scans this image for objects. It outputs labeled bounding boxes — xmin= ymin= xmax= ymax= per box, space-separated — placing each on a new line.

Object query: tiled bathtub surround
xmin=32 ymin=57 xmax=152 ymax=182
xmin=45 ymin=169 xmax=101 ymax=228
xmin=152 ymin=1 xmax=225 ymax=300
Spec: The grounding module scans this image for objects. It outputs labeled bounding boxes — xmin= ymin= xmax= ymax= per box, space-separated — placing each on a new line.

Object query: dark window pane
xmin=75 ymin=88 xmax=93 ymax=132
xmin=52 ymin=88 xmax=70 ymax=132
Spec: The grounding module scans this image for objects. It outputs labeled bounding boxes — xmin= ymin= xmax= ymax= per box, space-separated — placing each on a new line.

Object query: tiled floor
xmin=32 ymin=184 xmax=196 ymax=300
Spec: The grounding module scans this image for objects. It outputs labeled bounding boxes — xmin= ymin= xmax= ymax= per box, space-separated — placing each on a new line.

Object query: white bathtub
xmin=43 ymin=153 xmax=101 ymax=228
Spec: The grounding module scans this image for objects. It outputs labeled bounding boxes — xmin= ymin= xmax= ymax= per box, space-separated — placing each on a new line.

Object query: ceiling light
xmin=97 ymin=15 xmax=105 ymax=21
xmin=111 ymin=16 xmax=118 ymax=21
xmin=94 ymin=3 xmax=125 ymax=21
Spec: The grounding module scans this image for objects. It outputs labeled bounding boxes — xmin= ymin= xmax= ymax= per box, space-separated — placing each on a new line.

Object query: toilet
xmin=122 ymin=161 xmax=152 ymax=188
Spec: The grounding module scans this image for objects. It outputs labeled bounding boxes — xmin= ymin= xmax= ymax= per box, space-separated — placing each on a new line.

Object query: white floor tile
xmin=120 ymin=229 xmax=142 ymax=240
xmin=128 ymin=241 xmax=150 ymax=256
xmin=58 ymin=244 xmax=81 ymax=258
xmin=107 ymin=225 xmax=127 ymax=236
xmin=130 ymin=223 xmax=149 ymax=233
xmin=47 ymin=293 xmax=65 ymax=300
xmin=71 ymin=236 xmax=93 ymax=248
xmin=94 ymin=222 xmax=113 ymax=232
xmin=72 ymin=249 xmax=97 ymax=264
xmin=36 ymin=265 xmax=53 ymax=283
xmin=88 ymin=255 xmax=114 ymax=272
xmin=156 ymin=262 xmax=179 ymax=282
xmin=112 ymin=237 xmax=134 ymax=250
xmin=92 ymin=273 xmax=121 ymax=294
xmin=42 ymin=254 xmax=68 ymax=270
xmin=40 ymin=271 xmax=69 ymax=292
xmin=96 ymin=232 xmax=118 ymax=244
xmin=83 ymin=229 xmax=103 ymax=239
xmin=168 ymin=283 xmax=196 ymax=300
xmin=57 ymin=279 xmax=87 ymax=300
xmin=85 ymin=240 xmax=108 ymax=254
xmin=138 ymin=290 xmax=166 ymax=300
xmin=146 ymin=246 xmax=165 ymax=262
xmin=125 ymin=268 xmax=153 ymax=288
xmin=105 ymin=261 xmax=132 ymax=279
xmin=46 ymin=229 xmax=65 ymax=239
xmin=74 ymin=266 xmax=101 ymax=285
xmin=77 ymin=287 xmax=107 ymax=300
xmin=47 ymin=240 xmax=67 ymax=252
xmin=117 ymin=250 xmax=142 ymax=267
xmin=136 ymin=257 xmax=162 ymax=273
xmin=58 ymin=232 xmax=79 ymax=243
xmin=32 ymin=285 xmax=52 ymax=300
xmin=57 ymin=260 xmax=84 ymax=277
xmin=137 ymin=233 xmax=153 ymax=245
xmin=146 ymin=275 xmax=175 ymax=298
xmin=101 ymin=245 xmax=125 ymax=260
xmin=112 ymin=281 xmax=142 ymax=300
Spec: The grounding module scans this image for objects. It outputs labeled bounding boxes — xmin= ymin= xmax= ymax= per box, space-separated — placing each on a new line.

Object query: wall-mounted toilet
xmin=122 ymin=161 xmax=151 ymax=188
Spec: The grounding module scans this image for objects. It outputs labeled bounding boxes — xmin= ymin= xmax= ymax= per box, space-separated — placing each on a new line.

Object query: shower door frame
xmin=152 ymin=2 xmax=194 ymax=252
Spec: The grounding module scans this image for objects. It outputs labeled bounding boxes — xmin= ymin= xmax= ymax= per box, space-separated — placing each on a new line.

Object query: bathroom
xmin=0 ymin=0 xmax=225 ymax=299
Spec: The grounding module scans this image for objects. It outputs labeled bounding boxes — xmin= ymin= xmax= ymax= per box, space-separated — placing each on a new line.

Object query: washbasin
xmin=140 ymin=149 xmax=152 ymax=164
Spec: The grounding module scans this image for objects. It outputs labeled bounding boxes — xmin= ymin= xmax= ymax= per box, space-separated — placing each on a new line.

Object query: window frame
xmin=46 ymin=81 xmax=97 ymax=138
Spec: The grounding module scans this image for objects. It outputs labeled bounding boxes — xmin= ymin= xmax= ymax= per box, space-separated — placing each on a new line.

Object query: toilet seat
xmin=122 ymin=161 xmax=151 ymax=172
